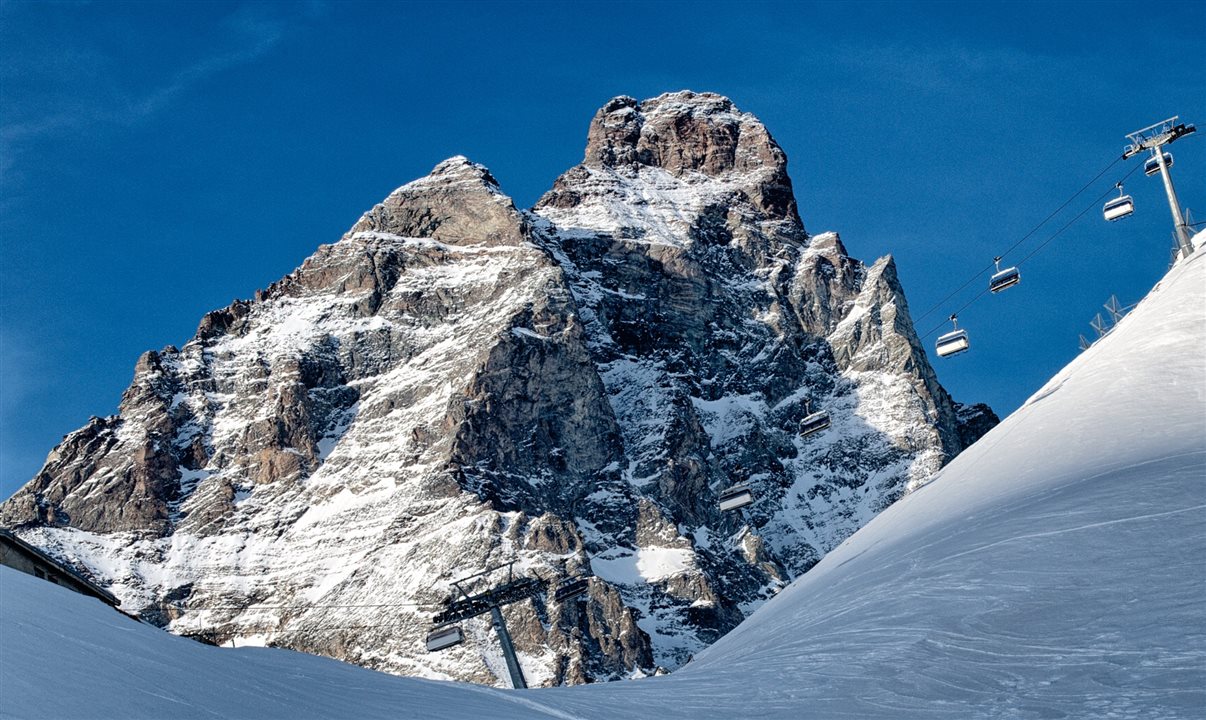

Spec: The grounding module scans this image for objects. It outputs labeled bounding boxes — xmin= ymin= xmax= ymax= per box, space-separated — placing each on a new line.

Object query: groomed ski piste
xmin=2 ymin=232 xmax=1204 ymax=718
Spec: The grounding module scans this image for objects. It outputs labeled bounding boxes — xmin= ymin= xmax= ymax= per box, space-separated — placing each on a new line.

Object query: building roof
xmin=0 ymin=528 xmax=120 ymax=607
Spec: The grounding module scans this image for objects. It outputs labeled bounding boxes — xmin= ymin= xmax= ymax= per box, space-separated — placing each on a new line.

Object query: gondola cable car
xmin=935 ymin=314 xmax=970 ymax=358
xmin=425 ymin=624 xmax=465 ymax=652
xmin=552 ymin=575 xmax=591 ymax=603
xmin=718 ymin=483 xmax=754 ymax=512
xmin=1143 ymin=151 xmax=1173 ymax=177
xmin=799 ymin=399 xmax=831 ymax=437
xmin=1103 ymin=183 xmax=1134 ymax=222
xmin=988 ymin=256 xmax=1020 ymax=293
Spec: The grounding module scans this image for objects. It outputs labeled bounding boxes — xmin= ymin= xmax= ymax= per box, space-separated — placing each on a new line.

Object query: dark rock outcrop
xmin=955 ymin=402 xmax=1001 ymax=450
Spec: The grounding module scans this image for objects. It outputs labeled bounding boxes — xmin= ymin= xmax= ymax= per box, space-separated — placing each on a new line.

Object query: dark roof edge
xmin=0 ymin=528 xmax=121 ymax=606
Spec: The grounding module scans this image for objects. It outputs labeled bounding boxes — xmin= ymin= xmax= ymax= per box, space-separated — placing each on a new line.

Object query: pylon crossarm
xmin=433 ymin=577 xmax=543 ymax=624
xmin=1123 ymin=117 xmax=1196 ymax=158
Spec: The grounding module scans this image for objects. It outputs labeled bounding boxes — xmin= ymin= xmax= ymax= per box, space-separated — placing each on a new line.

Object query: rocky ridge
xmin=1 ymin=91 xmax=996 ymax=686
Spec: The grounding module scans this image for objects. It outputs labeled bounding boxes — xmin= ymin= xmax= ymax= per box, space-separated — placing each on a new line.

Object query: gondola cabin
xmin=1144 ymin=152 xmax=1173 ymax=176
xmin=935 ymin=329 xmax=970 ymax=358
xmin=1103 ymin=194 xmax=1134 ymax=222
xmin=989 ymin=266 xmax=1020 ymax=293
xmin=553 ymin=576 xmax=590 ymax=603
xmin=718 ymin=484 xmax=754 ymax=512
xmin=425 ymin=625 xmax=465 ymax=652
xmin=799 ymin=409 xmax=831 ymax=437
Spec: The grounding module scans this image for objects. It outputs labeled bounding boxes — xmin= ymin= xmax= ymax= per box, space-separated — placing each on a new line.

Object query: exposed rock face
xmin=955 ymin=402 xmax=1001 ymax=451
xmin=1 ymin=92 xmax=996 ymax=687
xmin=570 ymin=93 xmax=799 ymax=223
xmin=349 ymin=157 xmax=528 ymax=247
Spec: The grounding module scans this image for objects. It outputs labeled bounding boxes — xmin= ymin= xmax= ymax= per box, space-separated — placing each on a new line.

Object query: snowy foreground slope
xmin=3 ymin=241 xmax=1204 ymax=718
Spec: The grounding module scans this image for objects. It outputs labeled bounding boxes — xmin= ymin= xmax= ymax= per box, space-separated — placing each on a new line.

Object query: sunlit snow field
xmin=2 ymin=239 xmax=1204 ymax=718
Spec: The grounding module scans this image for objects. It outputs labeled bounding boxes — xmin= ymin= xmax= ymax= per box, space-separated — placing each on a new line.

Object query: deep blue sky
xmin=2 ymin=0 xmax=1204 ymax=500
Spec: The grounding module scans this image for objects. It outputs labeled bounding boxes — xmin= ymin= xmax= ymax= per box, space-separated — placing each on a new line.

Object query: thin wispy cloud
xmin=0 ymin=2 xmax=319 ymax=192
xmin=0 ymin=2 xmax=324 ymax=484
xmin=821 ymin=41 xmax=1084 ymax=96
xmin=123 ymin=4 xmax=294 ymax=121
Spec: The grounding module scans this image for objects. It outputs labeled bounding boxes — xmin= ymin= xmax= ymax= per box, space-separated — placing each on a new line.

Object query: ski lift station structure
xmin=425 ymin=560 xmax=542 ymax=689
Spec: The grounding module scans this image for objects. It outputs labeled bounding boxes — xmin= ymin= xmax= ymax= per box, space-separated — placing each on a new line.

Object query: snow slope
xmin=0 ymin=567 xmax=565 ymax=720
xmin=3 ymin=242 xmax=1203 ymax=717
xmin=542 ymin=239 xmax=1206 ymax=718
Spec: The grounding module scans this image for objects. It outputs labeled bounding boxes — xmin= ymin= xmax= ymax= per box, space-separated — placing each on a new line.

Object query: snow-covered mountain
xmin=0 ymin=91 xmax=995 ymax=685
xmin=4 ymin=232 xmax=1201 ymax=720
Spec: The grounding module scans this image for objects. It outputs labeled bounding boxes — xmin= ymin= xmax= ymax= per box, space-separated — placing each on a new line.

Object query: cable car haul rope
xmin=918 ymin=116 xmax=1196 ymax=357
xmin=919 ymin=161 xmax=1144 ymax=343
xmin=912 ymin=154 xmax=1126 ymax=330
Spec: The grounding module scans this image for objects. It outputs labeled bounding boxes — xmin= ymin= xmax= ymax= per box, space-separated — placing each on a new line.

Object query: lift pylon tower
xmin=1122 ymin=117 xmax=1197 ymax=259
xmin=432 ymin=560 xmax=543 ymax=689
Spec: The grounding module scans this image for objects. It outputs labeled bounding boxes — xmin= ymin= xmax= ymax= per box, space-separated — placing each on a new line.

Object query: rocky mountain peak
xmin=1 ymin=91 xmax=997 ymax=689
xmin=584 ymin=91 xmax=783 ymax=177
xmin=550 ymin=91 xmax=800 ymax=224
xmin=348 ymin=155 xmax=526 ymax=246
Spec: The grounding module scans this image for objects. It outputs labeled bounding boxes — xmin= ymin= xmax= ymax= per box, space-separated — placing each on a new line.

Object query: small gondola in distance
xmin=552 ymin=576 xmax=590 ymax=603
xmin=989 ymin=267 xmax=1020 ymax=293
xmin=718 ymin=484 xmax=754 ymax=512
xmin=799 ymin=409 xmax=831 ymax=437
xmin=989 ymin=256 xmax=1020 ymax=294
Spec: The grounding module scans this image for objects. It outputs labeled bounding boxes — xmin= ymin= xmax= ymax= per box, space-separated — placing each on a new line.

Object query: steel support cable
xmin=912 ymin=260 xmax=996 ymax=328
xmin=1013 ymin=161 xmax=1143 ymax=269
xmin=913 ymin=154 xmax=1127 ymax=327
xmin=922 ymin=288 xmax=991 ymax=340
xmin=919 ymin=161 xmax=1143 ymax=340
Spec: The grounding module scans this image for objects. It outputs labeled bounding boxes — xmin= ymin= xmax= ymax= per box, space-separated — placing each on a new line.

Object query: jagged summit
xmin=538 ymin=91 xmax=802 ymax=236
xmin=349 ymin=155 xmax=527 ymax=247
xmin=2 ymin=92 xmax=995 ymax=688
xmin=583 ymin=92 xmax=787 ymax=179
